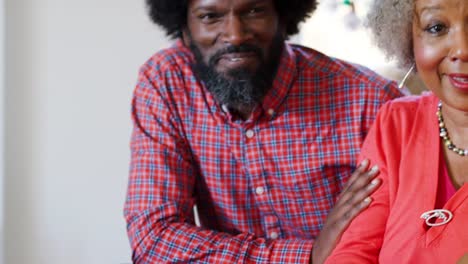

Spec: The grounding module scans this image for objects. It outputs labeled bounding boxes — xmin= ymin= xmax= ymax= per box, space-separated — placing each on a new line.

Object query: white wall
xmin=299 ymin=0 xmax=397 ymax=76
xmin=0 ymin=0 xmax=4 ymax=262
xmin=5 ymin=1 xmax=170 ymax=263
xmin=298 ymin=2 xmax=425 ymax=94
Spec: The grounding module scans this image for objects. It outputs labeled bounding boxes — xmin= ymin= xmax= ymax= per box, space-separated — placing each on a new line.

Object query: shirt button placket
xmin=245 ymin=127 xmax=275 ymax=240
xmin=264 ymin=215 xmax=281 ymax=240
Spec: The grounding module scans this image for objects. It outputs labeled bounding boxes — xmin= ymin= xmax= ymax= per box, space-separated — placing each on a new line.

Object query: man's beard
xmin=189 ymin=32 xmax=284 ymax=113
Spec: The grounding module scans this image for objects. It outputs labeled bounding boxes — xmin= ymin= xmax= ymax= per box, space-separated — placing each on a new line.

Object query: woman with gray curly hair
xmin=325 ymin=0 xmax=468 ymax=263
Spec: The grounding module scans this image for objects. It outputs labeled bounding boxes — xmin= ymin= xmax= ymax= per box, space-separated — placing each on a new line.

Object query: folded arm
xmin=124 ymin=71 xmax=315 ymax=263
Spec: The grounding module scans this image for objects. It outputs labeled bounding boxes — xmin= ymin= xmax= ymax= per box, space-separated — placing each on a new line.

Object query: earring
xmin=398 ymin=64 xmax=415 ymax=89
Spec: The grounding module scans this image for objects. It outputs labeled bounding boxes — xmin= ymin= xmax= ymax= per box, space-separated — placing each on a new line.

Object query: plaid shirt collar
xmin=175 ymin=40 xmax=300 ymax=126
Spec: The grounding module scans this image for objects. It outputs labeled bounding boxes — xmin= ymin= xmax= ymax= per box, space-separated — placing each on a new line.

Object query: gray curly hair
xmin=366 ymin=0 xmax=415 ymax=68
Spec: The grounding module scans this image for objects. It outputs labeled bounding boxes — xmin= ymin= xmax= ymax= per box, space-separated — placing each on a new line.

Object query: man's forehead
xmin=188 ymin=0 xmax=272 ymax=10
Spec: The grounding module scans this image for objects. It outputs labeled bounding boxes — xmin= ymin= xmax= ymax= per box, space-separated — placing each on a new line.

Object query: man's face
xmin=184 ymin=0 xmax=284 ymax=110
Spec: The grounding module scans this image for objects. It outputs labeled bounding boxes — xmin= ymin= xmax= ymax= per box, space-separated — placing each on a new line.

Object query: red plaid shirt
xmin=124 ymin=40 xmax=402 ymax=263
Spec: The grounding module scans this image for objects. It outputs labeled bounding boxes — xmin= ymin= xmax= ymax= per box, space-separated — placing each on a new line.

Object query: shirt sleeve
xmin=325 ymin=102 xmax=394 ymax=264
xmin=123 ymin=67 xmax=314 ymax=263
xmin=383 ymin=80 xmax=406 ymax=100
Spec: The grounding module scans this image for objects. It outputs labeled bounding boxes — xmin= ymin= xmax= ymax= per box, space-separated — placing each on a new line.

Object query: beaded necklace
xmin=437 ymin=102 xmax=468 ymax=156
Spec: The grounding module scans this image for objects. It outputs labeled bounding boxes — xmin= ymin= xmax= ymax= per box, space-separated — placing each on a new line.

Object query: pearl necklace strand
xmin=437 ymin=102 xmax=468 ymax=156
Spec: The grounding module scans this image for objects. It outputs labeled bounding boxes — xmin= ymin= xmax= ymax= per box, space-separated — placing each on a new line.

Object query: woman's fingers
xmin=342 ymin=159 xmax=370 ymax=191
xmin=336 ymin=164 xmax=380 ymax=207
xmin=331 ymin=164 xmax=381 ymax=230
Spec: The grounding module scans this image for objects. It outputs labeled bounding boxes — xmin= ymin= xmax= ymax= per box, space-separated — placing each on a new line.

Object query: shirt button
xmin=255 ymin=186 xmax=265 ymax=195
xmin=270 ymin=232 xmax=279 ymax=239
xmin=267 ymin=108 xmax=275 ymax=116
xmin=246 ymin=129 xmax=255 ymax=139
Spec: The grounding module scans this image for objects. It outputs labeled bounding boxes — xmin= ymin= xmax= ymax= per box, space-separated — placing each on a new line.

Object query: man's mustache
xmin=209 ymin=44 xmax=263 ymax=66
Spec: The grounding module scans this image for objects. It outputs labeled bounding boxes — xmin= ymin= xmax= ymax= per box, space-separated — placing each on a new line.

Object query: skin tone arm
xmin=311 ymin=159 xmax=381 ymax=264
xmin=457 ymin=253 xmax=468 ymax=264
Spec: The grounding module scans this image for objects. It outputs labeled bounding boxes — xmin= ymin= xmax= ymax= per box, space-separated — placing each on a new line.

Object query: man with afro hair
xmin=124 ymin=0 xmax=403 ymax=263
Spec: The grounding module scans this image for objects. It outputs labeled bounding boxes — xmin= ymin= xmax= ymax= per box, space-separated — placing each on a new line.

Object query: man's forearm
xmin=126 ymin=206 xmax=314 ymax=263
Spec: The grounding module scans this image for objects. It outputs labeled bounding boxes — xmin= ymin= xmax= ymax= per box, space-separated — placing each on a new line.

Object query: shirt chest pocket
xmin=264 ymin=125 xmax=357 ymax=197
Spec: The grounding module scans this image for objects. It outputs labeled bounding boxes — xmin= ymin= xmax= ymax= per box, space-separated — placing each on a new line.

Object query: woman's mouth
xmin=448 ymin=74 xmax=468 ymax=91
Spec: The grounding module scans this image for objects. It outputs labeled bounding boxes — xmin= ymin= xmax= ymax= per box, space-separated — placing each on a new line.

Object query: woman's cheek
xmin=413 ymin=37 xmax=446 ymax=89
xmin=414 ymin=40 xmax=443 ymax=71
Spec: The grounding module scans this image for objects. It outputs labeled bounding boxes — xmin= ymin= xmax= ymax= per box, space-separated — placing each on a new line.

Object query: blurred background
xmin=0 ymin=0 xmax=425 ymax=264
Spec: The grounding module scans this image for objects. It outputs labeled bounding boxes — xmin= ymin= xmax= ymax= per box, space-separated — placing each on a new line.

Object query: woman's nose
xmin=449 ymin=28 xmax=468 ymax=62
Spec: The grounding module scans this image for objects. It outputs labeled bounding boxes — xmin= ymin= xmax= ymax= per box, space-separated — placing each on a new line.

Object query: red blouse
xmin=435 ymin=150 xmax=457 ymax=209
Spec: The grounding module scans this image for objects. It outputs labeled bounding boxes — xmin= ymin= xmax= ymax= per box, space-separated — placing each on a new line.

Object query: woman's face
xmin=413 ymin=0 xmax=468 ymax=111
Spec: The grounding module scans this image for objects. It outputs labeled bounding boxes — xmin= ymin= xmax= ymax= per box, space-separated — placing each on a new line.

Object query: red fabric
xmin=326 ymin=93 xmax=468 ymax=264
xmin=435 ymin=151 xmax=457 ymax=209
xmin=124 ymin=40 xmax=402 ymax=263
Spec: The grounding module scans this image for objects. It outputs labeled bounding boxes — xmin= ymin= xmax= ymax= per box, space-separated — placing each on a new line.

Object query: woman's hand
xmin=311 ymin=159 xmax=381 ymax=264
xmin=457 ymin=253 xmax=468 ymax=264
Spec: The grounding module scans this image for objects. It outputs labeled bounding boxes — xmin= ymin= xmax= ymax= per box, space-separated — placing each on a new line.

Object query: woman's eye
xmin=425 ymin=23 xmax=447 ymax=35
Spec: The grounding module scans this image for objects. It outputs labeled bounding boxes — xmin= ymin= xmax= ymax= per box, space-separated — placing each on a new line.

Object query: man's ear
xmin=182 ymin=29 xmax=190 ymax=47
xmin=279 ymin=23 xmax=287 ymax=39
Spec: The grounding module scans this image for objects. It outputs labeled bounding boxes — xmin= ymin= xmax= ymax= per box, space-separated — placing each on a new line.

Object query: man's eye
xmin=247 ymin=7 xmax=264 ymax=15
xmin=199 ymin=13 xmax=219 ymax=22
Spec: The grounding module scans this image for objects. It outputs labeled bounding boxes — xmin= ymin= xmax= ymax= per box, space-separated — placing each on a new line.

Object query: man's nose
xmin=221 ymin=15 xmax=252 ymax=46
